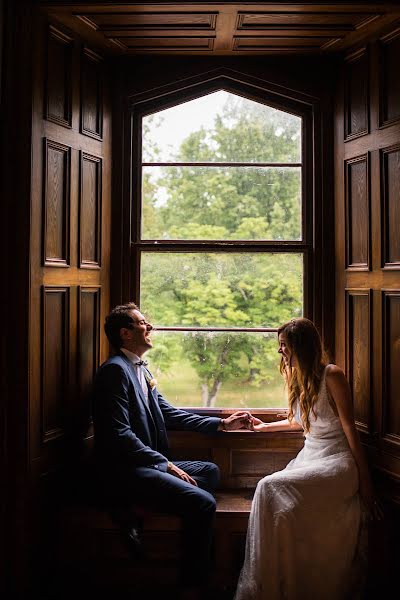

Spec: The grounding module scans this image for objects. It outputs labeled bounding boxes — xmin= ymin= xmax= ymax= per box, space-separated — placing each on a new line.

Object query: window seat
xmin=53 ymin=430 xmax=303 ymax=593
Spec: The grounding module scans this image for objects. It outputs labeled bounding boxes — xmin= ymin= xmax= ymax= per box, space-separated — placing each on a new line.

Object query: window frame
xmin=122 ymin=75 xmax=320 ymax=414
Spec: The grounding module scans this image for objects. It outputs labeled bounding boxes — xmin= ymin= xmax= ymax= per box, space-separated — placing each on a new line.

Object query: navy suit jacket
xmin=92 ymin=351 xmax=221 ymax=475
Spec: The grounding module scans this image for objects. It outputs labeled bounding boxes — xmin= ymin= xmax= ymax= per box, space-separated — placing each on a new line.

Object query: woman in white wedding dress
xmin=234 ymin=317 xmax=381 ymax=600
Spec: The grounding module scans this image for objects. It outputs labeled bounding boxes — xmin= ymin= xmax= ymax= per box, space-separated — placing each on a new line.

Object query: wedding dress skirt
xmin=234 ymin=366 xmax=363 ymax=600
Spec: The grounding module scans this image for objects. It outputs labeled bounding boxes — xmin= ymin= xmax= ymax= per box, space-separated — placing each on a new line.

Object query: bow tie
xmin=134 ymin=360 xmax=148 ymax=367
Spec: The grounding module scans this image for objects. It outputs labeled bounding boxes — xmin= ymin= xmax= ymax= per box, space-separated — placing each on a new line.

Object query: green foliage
xmin=141 ymin=94 xmax=303 ymax=406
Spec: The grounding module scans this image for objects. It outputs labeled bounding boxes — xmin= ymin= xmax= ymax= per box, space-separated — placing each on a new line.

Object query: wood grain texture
xmin=45 ymin=25 xmax=72 ymax=127
xmin=81 ymin=47 xmax=103 ymax=139
xmin=381 ymin=144 xmax=400 ymax=268
xmin=344 ymin=48 xmax=369 ymax=140
xmin=382 ymin=291 xmax=400 ymax=447
xmin=42 ymin=3 xmax=400 ymax=56
xmin=41 ymin=286 xmax=69 ymax=443
xmin=345 ymin=289 xmax=372 ymax=434
xmin=79 ymin=152 xmax=102 ymax=268
xmin=43 ymin=138 xmax=71 ymax=266
xmin=345 ymin=153 xmax=370 ymax=270
xmin=380 ymin=28 xmax=400 ymax=127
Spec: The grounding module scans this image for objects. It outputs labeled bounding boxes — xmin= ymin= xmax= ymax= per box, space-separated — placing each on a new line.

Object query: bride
xmin=234 ymin=317 xmax=382 ymax=600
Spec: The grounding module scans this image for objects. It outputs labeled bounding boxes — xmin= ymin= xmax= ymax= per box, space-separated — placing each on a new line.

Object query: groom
xmin=92 ymin=302 xmax=252 ymax=598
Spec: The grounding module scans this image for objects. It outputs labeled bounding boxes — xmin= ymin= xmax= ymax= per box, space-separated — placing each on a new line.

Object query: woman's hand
xmin=250 ymin=417 xmax=268 ymax=431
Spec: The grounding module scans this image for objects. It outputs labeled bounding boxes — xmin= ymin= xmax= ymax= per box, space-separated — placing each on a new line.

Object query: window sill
xmin=183 ymin=406 xmax=291 ymax=423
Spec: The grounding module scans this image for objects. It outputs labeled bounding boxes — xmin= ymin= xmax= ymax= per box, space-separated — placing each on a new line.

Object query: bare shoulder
xmin=325 ymin=363 xmax=345 ymax=377
xmin=325 ymin=364 xmax=348 ymax=386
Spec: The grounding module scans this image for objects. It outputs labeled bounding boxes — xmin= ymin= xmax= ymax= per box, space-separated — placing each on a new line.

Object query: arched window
xmin=134 ymin=88 xmax=309 ymax=409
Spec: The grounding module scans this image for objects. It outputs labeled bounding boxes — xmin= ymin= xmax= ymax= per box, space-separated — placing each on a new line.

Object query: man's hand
xmin=219 ymin=411 xmax=253 ymax=431
xmin=167 ymin=462 xmax=198 ymax=486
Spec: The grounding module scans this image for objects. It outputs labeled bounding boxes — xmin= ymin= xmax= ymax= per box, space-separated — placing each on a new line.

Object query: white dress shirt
xmin=120 ymin=347 xmax=149 ymax=405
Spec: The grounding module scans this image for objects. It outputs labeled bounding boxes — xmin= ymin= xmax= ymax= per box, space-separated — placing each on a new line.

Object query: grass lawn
xmin=147 ymin=358 xmax=287 ymax=409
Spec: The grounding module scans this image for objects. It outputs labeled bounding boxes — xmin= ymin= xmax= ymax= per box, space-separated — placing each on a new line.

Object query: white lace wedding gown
xmin=234 ymin=365 xmax=364 ymax=600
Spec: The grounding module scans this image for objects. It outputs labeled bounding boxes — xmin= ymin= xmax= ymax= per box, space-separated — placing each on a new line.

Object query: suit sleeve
xmin=93 ymin=364 xmax=169 ymax=471
xmin=156 ymin=390 xmax=221 ymax=433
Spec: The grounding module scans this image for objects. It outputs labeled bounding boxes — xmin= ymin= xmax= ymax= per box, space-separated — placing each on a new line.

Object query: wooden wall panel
xmin=43 ymin=139 xmax=71 ymax=266
xmin=380 ymin=29 xmax=400 ymax=127
xmin=81 ymin=47 xmax=103 ymax=140
xmin=45 ymin=25 xmax=72 ymax=127
xmin=41 ymin=286 xmax=69 ymax=443
xmin=345 ymin=289 xmax=372 ymax=434
xmin=381 ymin=144 xmax=400 ymax=268
xmin=169 ymin=431 xmax=303 ymax=489
xmin=336 ymin=24 xmax=400 ymax=486
xmin=345 ymin=154 xmax=370 ymax=270
xmin=30 ymin=15 xmax=112 ymax=475
xmin=344 ymin=48 xmax=369 ymax=140
xmin=79 ymin=152 xmax=102 ymax=268
xmin=78 ymin=286 xmax=100 ymax=407
xmin=382 ymin=291 xmax=400 ymax=447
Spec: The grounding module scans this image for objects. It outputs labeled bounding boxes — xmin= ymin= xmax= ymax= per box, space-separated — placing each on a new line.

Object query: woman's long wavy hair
xmin=278 ymin=318 xmax=329 ymax=433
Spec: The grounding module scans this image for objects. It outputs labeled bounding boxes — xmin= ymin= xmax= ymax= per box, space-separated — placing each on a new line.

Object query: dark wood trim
xmin=134 ymin=241 xmax=310 ymax=250
xmin=142 ymin=161 xmax=302 ymax=167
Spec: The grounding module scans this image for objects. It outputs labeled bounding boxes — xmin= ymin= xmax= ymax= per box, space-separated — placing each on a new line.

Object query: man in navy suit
xmin=92 ymin=302 xmax=252 ymax=599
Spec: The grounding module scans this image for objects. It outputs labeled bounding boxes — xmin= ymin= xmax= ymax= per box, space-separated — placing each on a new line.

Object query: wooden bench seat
xmin=55 ymin=488 xmax=254 ymax=592
xmin=52 ymin=430 xmax=303 ymax=595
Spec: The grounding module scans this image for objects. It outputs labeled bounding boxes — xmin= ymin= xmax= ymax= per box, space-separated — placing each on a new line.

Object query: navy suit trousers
xmin=133 ymin=460 xmax=220 ymax=586
xmin=103 ymin=460 xmax=220 ymax=586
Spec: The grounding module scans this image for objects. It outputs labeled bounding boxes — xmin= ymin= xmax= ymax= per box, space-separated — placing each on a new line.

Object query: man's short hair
xmin=104 ymin=302 xmax=139 ymax=350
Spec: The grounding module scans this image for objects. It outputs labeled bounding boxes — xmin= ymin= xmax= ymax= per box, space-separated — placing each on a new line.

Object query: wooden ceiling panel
xmin=41 ymin=3 xmax=400 ymax=56
xmin=232 ymin=36 xmax=334 ymax=52
xmin=118 ymin=37 xmax=215 ymax=51
xmin=236 ymin=11 xmax=381 ymax=30
xmin=76 ymin=11 xmax=218 ymax=30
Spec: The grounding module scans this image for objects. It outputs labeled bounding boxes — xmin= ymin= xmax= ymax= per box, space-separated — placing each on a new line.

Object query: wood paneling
xmin=382 ymin=291 xmax=400 ymax=447
xmin=345 ymin=289 xmax=372 ymax=434
xmin=344 ymin=48 xmax=369 ymax=140
xmin=43 ymin=138 xmax=71 ymax=267
xmin=43 ymin=3 xmax=400 ymax=56
xmin=41 ymin=286 xmax=70 ymax=443
xmin=78 ymin=11 xmax=218 ymax=30
xmin=345 ymin=154 xmax=370 ymax=270
xmin=45 ymin=25 xmax=72 ymax=127
xmin=336 ymin=22 xmax=400 ymax=484
xmin=169 ymin=431 xmax=303 ymax=488
xmin=30 ymin=16 xmax=112 ymax=476
xmin=381 ymin=144 xmax=400 ymax=268
xmin=79 ymin=152 xmax=102 ymax=268
xmin=81 ymin=48 xmax=103 ymax=140
xmin=78 ymin=287 xmax=101 ymax=425
xmin=380 ymin=28 xmax=400 ymax=127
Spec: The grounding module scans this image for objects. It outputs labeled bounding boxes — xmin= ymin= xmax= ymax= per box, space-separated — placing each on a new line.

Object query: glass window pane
xmin=141 ymin=253 xmax=303 ymax=328
xmin=142 ymin=90 xmax=301 ymax=164
xmin=146 ymin=331 xmax=287 ymax=408
xmin=142 ymin=165 xmax=301 ymax=240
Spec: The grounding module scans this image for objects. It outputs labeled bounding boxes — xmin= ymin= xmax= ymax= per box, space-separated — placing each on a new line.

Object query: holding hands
xmin=220 ymin=411 xmax=253 ymax=431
